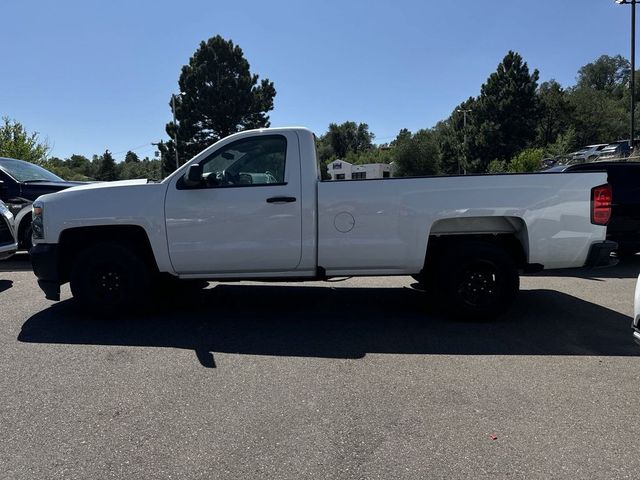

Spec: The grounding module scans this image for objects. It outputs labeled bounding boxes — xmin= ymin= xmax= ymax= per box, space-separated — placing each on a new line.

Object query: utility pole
xmin=616 ymin=0 xmax=637 ymax=153
xmin=171 ymin=94 xmax=181 ymax=170
xmin=456 ymin=108 xmax=472 ymax=174
xmin=633 ymin=0 xmax=636 ymax=153
xmin=151 ymin=142 xmax=162 ymax=180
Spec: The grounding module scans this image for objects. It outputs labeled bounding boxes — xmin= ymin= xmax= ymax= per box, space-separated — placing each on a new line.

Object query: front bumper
xmin=585 ymin=240 xmax=618 ymax=268
xmin=30 ymin=243 xmax=61 ymax=301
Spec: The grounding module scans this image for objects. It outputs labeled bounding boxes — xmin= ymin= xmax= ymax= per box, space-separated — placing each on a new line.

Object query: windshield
xmin=0 ymin=158 xmax=63 ymax=182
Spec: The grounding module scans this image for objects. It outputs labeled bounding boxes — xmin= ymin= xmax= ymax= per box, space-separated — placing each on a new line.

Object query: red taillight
xmin=591 ymin=184 xmax=612 ymax=226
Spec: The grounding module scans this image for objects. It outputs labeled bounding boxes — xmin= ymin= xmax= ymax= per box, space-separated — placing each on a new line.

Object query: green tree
xmin=390 ymin=128 xmax=411 ymax=146
xmin=508 ymin=148 xmax=544 ymax=172
xmin=536 ymin=80 xmax=574 ymax=147
xmin=576 ymin=54 xmax=630 ymax=93
xmin=545 ymin=127 xmax=578 ymax=158
xmin=474 ymin=51 xmax=540 ymax=169
xmin=120 ymin=157 xmax=160 ymax=180
xmin=124 ymin=150 xmax=140 ymax=163
xmin=167 ymin=35 xmax=277 ymax=163
xmin=68 ymin=154 xmax=96 ymax=179
xmin=315 ymin=121 xmax=376 ymax=179
xmin=564 ymin=55 xmax=632 ymax=146
xmin=392 ymin=129 xmax=441 ymax=177
xmin=568 ymin=87 xmax=627 ymax=146
xmin=322 ymin=121 xmax=374 ymax=158
xmin=486 ymin=159 xmax=507 ymax=173
xmin=344 ymin=146 xmax=393 ymax=165
xmin=0 ymin=117 xmax=50 ymax=164
xmin=156 ymin=141 xmax=177 ymax=179
xmin=95 ymin=150 xmax=118 ymax=181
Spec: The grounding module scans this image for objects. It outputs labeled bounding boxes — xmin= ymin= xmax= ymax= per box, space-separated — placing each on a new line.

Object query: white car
xmin=29 ymin=127 xmax=615 ymax=319
xmin=0 ymin=200 xmax=17 ymax=260
xmin=569 ymin=144 xmax=608 ymax=163
xmin=633 ymin=275 xmax=640 ymax=345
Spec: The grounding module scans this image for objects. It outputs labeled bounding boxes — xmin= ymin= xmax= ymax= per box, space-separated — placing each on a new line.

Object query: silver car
xmin=0 ymin=200 xmax=18 ymax=260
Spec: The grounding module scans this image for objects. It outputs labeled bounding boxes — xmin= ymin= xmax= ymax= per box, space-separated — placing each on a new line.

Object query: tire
xmin=436 ymin=241 xmax=519 ymax=320
xmin=19 ymin=219 xmax=33 ymax=251
xmin=70 ymin=242 xmax=151 ymax=312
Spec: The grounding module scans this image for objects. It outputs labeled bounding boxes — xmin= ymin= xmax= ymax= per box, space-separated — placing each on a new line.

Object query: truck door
xmin=165 ymin=132 xmax=302 ymax=274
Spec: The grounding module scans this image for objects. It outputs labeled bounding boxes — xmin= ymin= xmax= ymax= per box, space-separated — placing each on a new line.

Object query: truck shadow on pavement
xmin=18 ymin=284 xmax=638 ymax=367
xmin=0 ymin=279 xmax=12 ymax=293
xmin=526 ymin=254 xmax=640 ymax=280
xmin=0 ymin=252 xmax=31 ymax=272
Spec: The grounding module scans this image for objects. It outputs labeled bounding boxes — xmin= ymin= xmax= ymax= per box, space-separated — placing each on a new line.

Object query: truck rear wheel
xmin=70 ymin=242 xmax=151 ymax=312
xmin=437 ymin=241 xmax=519 ymax=320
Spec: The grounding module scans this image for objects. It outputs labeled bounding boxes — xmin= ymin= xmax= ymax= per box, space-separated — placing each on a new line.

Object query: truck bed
xmin=317 ymin=172 xmax=608 ymax=275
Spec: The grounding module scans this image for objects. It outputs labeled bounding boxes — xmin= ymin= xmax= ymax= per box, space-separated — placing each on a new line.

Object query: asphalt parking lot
xmin=1 ymin=253 xmax=640 ymax=479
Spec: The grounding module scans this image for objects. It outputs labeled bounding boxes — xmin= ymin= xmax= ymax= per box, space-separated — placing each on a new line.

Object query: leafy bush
xmin=508 ymin=148 xmax=545 ymax=172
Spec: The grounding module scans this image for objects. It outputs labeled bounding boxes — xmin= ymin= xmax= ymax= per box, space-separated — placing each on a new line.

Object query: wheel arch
xmin=58 ymin=225 xmax=159 ymax=283
xmin=424 ymin=216 xmax=529 ymax=272
xmin=15 ymin=204 xmax=33 ymax=249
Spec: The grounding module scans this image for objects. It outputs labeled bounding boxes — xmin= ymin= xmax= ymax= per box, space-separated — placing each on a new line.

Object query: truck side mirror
xmin=183 ymin=164 xmax=203 ymax=187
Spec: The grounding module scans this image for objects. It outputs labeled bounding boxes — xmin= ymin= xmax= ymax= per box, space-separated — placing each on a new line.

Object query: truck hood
xmin=34 ymin=178 xmax=155 ymax=206
xmin=56 ymin=179 xmax=150 ymax=194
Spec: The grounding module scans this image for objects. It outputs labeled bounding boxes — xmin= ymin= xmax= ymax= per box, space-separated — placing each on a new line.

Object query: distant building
xmin=326 ymin=160 xmax=392 ymax=180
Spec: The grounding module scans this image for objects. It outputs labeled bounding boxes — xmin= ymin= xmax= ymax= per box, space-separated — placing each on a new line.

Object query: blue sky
xmin=0 ymin=0 xmax=634 ymax=161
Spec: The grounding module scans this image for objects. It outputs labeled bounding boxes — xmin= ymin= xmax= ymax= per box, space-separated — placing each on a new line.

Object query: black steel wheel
xmin=70 ymin=242 xmax=150 ymax=312
xmin=437 ymin=241 xmax=519 ymax=320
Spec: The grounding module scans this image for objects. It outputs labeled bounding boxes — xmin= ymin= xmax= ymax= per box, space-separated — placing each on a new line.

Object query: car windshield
xmin=0 ymin=158 xmax=63 ymax=182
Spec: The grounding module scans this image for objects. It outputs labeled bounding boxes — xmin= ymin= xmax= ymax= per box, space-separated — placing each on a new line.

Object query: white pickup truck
xmin=30 ymin=127 xmax=615 ymax=318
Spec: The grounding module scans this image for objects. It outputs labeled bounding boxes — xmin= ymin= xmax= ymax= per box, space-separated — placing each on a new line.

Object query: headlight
xmin=32 ymin=202 xmax=44 ymax=240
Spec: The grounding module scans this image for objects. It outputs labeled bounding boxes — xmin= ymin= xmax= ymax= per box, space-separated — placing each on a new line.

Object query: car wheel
xmin=21 ymin=224 xmax=33 ymax=252
xmin=18 ymin=218 xmax=33 ymax=251
xmin=70 ymin=242 xmax=151 ymax=312
xmin=436 ymin=241 xmax=519 ymax=320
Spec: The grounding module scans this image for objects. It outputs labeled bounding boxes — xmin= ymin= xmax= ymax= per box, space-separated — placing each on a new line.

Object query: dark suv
xmin=597 ymin=141 xmax=632 ymax=161
xmin=0 ymin=157 xmax=83 ymax=249
xmin=556 ymin=161 xmax=640 ymax=257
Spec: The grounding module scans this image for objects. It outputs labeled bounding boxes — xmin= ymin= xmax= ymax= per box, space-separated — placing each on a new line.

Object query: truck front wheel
xmin=437 ymin=241 xmax=519 ymax=320
xmin=70 ymin=242 xmax=151 ymax=312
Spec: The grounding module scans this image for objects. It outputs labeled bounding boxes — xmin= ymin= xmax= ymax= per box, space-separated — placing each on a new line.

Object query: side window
xmin=199 ymin=135 xmax=287 ymax=187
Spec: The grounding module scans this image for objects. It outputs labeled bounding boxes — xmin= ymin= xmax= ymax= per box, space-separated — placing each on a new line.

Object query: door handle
xmin=266 ymin=196 xmax=297 ymax=203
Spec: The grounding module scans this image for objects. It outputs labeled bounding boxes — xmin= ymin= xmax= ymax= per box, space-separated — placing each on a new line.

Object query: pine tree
xmin=96 ymin=150 xmax=118 ymax=181
xmin=166 ymin=35 xmax=276 ymax=160
xmin=124 ymin=150 xmax=140 ymax=163
xmin=474 ymin=51 xmax=540 ymax=169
